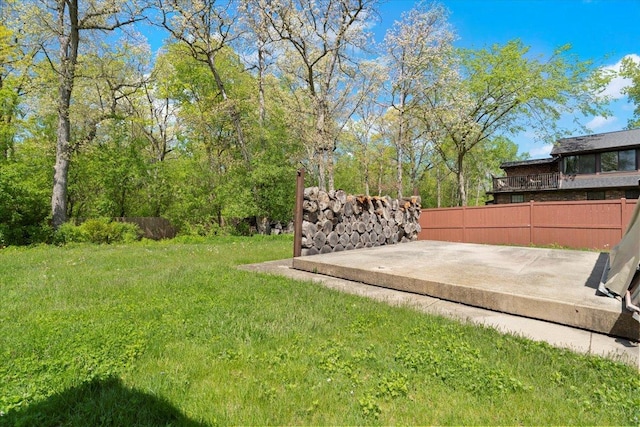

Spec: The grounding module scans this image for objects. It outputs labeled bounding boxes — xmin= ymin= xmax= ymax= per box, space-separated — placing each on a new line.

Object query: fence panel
xmin=419 ymin=199 xmax=638 ymax=250
xmin=622 ymin=198 xmax=637 ymax=230
xmin=418 ymin=207 xmax=465 ymax=242
xmin=464 ymin=204 xmax=531 ymax=246
xmin=531 ymin=201 xmax=624 ymax=250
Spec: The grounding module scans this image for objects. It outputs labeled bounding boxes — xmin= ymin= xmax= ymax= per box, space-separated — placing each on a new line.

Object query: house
xmin=488 ymin=128 xmax=640 ymax=204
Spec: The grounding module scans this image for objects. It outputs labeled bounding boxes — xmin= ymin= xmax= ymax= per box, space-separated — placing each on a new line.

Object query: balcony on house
xmin=492 ymin=172 xmax=560 ymax=192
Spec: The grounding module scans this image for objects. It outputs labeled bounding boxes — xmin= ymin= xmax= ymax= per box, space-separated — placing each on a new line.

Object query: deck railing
xmin=492 ymin=172 xmax=560 ymax=192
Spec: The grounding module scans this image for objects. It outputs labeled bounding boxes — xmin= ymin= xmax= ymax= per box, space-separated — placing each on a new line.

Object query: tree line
xmin=0 ymin=0 xmax=624 ymax=245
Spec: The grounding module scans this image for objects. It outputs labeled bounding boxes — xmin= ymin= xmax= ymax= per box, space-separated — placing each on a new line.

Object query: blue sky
xmin=374 ymin=0 xmax=640 ymax=158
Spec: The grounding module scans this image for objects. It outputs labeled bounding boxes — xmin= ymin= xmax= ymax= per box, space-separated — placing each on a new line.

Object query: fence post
xmin=529 ymin=200 xmax=534 ymax=246
xmin=462 ymin=206 xmax=466 ymax=242
xmin=621 ymin=198 xmax=626 ymax=240
xmin=293 ymin=169 xmax=305 ymax=258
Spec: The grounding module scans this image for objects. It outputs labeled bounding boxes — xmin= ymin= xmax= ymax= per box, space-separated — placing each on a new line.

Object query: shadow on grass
xmin=1 ymin=376 xmax=211 ymax=427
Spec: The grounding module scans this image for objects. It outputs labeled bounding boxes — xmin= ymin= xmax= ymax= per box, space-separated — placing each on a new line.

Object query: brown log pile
xmin=300 ymin=187 xmax=421 ymax=256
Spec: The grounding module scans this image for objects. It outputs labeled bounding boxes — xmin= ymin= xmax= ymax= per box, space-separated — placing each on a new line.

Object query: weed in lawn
xmin=375 ymin=372 xmax=409 ymax=399
xmin=358 ymin=393 xmax=382 ymax=419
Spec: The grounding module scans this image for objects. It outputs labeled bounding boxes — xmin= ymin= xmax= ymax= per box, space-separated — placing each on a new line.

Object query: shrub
xmin=0 ymin=163 xmax=51 ymax=246
xmin=81 ymin=218 xmax=112 ymax=243
xmin=108 ymin=221 xmax=142 ymax=243
xmin=54 ymin=219 xmax=142 ymax=245
xmin=53 ymin=222 xmax=85 ymax=245
xmin=177 ymin=220 xmax=231 ymax=238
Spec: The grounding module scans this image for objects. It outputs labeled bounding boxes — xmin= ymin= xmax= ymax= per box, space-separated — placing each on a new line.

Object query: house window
xmin=564 ymin=156 xmax=578 ymax=174
xmin=511 ymin=194 xmax=525 ymax=203
xmin=565 ymin=154 xmax=597 ymax=174
xmin=587 ymin=191 xmax=605 ymax=200
xmin=619 ymin=150 xmax=636 ymax=171
xmin=578 ymin=154 xmax=596 ymax=174
xmin=625 ymin=189 xmax=640 ymax=199
xmin=601 ymin=150 xmax=636 ymax=172
xmin=601 ymin=152 xmax=617 ymax=172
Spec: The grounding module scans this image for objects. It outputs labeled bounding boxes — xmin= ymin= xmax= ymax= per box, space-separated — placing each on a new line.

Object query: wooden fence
xmin=114 ymin=217 xmax=177 ymax=240
xmin=418 ymin=199 xmax=638 ymax=251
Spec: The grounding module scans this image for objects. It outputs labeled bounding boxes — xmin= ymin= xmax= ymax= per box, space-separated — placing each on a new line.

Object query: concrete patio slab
xmin=291 ymin=241 xmax=640 ymax=341
xmin=239 ymin=257 xmax=639 ymax=368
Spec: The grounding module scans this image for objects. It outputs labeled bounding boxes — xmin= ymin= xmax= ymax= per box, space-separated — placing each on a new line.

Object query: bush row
xmin=54 ymin=219 xmax=143 ymax=245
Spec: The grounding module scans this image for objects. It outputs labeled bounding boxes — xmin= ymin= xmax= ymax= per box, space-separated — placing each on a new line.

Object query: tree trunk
xmin=327 ymin=150 xmax=335 ymax=192
xmin=396 ymin=143 xmax=403 ymax=199
xmin=257 ymin=45 xmax=266 ymax=126
xmin=51 ymin=0 xmax=79 ymax=229
xmin=395 ymin=79 xmax=408 ymax=200
xmin=315 ymin=96 xmax=329 ymax=191
xmin=436 ymin=166 xmax=442 ymax=208
xmin=378 ymin=160 xmax=383 ymax=196
xmin=364 ymin=160 xmax=370 ymax=197
xmin=51 ymin=102 xmax=71 ymax=228
xmin=316 ymin=149 xmax=326 ymax=191
xmin=207 ymin=51 xmax=268 ymax=231
xmin=457 ymin=153 xmax=467 ymax=206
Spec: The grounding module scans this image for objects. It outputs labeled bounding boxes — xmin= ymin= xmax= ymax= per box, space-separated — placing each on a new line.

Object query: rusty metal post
xmin=293 ymin=168 xmax=305 ymax=257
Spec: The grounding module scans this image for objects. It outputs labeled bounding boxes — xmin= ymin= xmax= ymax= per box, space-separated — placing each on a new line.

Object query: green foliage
xmin=426 ymin=40 xmax=608 ymax=205
xmin=68 ymin=130 xmax=149 ymax=219
xmin=53 ymin=222 xmax=85 ymax=244
xmin=358 ymin=394 xmax=381 ymax=419
xmin=619 ymin=56 xmax=640 ymax=129
xmin=394 ymin=334 xmax=528 ymax=395
xmin=54 ymin=219 xmax=142 ymax=245
xmin=0 ymin=0 xmax=618 ymax=241
xmin=0 ymin=162 xmax=51 ymax=246
xmin=176 ymin=220 xmax=230 ymax=238
xmin=154 ymin=43 xmax=299 ymax=233
xmin=1 ymin=238 xmax=639 ymax=425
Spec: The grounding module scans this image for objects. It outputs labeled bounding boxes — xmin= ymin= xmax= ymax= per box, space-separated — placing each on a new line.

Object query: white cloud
xmin=586 ymin=115 xmax=618 ymax=131
xmin=599 ymin=54 xmax=640 ymax=99
xmin=621 ymin=102 xmax=635 ymax=112
xmin=528 ymin=143 xmax=553 ymax=158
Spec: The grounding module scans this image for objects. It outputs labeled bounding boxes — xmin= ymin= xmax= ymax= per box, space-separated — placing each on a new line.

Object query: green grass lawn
xmin=1 ymin=236 xmax=639 ymax=426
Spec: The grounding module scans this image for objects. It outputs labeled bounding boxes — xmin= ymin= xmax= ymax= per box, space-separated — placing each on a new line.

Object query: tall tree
xmin=155 ymin=41 xmax=298 ymax=231
xmin=157 ymin=0 xmax=251 ymax=165
xmin=426 ymin=40 xmax=608 ymax=206
xmin=13 ymin=0 xmax=145 ymax=227
xmin=344 ymin=91 xmax=384 ymax=196
xmin=65 ymin=42 xmax=150 ymax=218
xmin=238 ymin=0 xmax=273 ymax=128
xmin=257 ymin=0 xmax=377 ymax=191
xmin=382 ymin=0 xmax=454 ymax=198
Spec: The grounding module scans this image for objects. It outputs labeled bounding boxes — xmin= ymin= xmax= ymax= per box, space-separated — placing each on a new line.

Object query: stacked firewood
xmin=300 ymin=187 xmax=421 ymax=256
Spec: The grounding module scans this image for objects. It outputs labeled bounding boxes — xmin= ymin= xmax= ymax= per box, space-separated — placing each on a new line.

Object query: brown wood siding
xmin=419 ymin=199 xmax=637 ymax=250
xmin=503 ymin=162 xmax=559 ymax=176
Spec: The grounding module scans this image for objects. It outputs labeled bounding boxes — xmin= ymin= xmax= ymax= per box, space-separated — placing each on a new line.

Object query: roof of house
xmin=500 ymin=157 xmax=558 ymax=169
xmin=559 ymin=172 xmax=640 ymax=190
xmin=551 ymin=128 xmax=640 ymax=156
